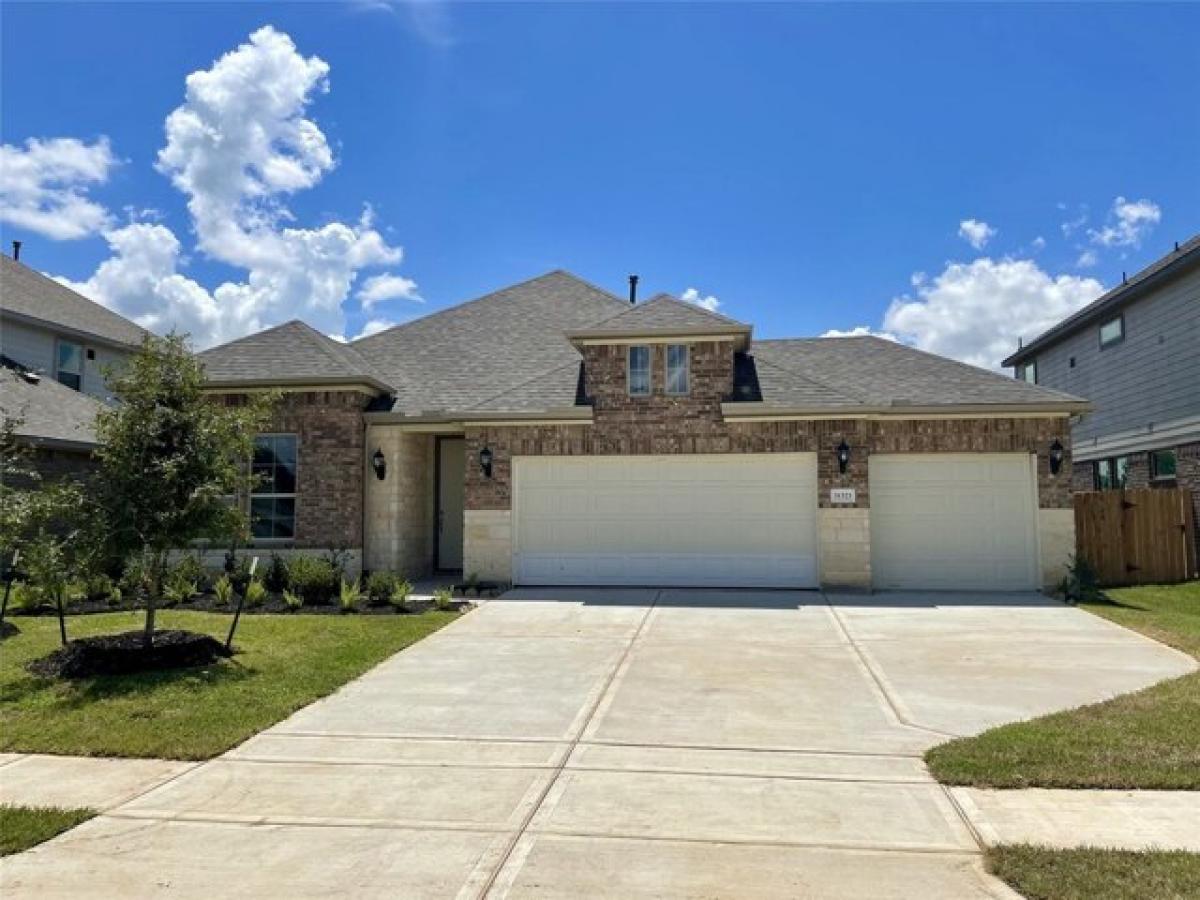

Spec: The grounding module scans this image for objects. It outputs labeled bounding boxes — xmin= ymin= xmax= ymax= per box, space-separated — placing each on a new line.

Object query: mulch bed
xmin=27 ymin=629 xmax=232 ymax=679
xmin=12 ymin=593 xmax=468 ymax=618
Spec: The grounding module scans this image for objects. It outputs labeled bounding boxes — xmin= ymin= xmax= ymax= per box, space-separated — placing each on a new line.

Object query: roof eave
xmin=202 ymin=375 xmax=392 ymax=393
xmin=0 ymin=308 xmax=145 ymax=352
xmin=365 ymin=406 xmax=594 ymax=426
xmin=567 ymin=325 xmax=752 ymax=351
xmin=722 ymin=400 xmax=1090 ymax=419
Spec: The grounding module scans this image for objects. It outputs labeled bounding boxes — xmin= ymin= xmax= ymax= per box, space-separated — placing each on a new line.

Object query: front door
xmin=437 ymin=438 xmax=465 ymax=570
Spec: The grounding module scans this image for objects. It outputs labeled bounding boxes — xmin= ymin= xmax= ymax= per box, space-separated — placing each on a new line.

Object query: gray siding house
xmin=1003 ymin=234 xmax=1200 ymax=554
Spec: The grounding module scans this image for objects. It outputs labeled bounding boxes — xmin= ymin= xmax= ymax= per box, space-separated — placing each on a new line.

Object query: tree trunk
xmin=143 ymin=549 xmax=162 ymax=650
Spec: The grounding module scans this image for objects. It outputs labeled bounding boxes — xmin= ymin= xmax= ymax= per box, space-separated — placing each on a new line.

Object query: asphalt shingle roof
xmin=197 ymin=320 xmax=393 ymax=391
xmin=0 ymin=254 xmax=149 ymax=348
xmin=569 ymin=293 xmax=750 ymax=339
xmin=1 ymin=357 xmax=105 ymax=448
xmin=351 ymin=270 xmax=629 ymax=414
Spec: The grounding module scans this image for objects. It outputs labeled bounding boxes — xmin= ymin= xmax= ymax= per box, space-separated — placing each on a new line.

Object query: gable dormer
xmin=566 ymin=294 xmax=751 ymax=418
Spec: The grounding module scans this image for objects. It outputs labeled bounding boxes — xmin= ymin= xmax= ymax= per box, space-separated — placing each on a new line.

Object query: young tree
xmin=94 ymin=333 xmax=275 ymax=648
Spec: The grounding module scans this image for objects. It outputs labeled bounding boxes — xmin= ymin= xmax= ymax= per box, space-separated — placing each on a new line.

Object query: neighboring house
xmin=200 ymin=270 xmax=1086 ymax=591
xmin=1003 ymin=234 xmax=1200 ymax=558
xmin=0 ymin=248 xmax=149 ymax=478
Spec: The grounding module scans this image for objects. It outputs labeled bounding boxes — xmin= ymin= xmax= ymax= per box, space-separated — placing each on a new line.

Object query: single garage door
xmin=870 ymin=454 xmax=1038 ymax=591
xmin=513 ymin=453 xmax=818 ymax=587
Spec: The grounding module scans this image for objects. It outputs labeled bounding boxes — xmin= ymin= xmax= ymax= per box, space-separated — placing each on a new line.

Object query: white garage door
xmin=513 ymin=453 xmax=818 ymax=588
xmin=870 ymin=454 xmax=1038 ymax=591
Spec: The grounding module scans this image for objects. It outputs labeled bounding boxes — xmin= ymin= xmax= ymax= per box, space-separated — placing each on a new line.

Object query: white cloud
xmin=357 ymin=273 xmax=421 ymax=309
xmin=59 ymin=26 xmax=412 ymax=348
xmin=351 ymin=318 xmax=396 ymax=340
xmin=957 ymin=219 xmax=997 ymax=250
xmin=0 ymin=137 xmax=117 ymax=239
xmin=1031 ymin=236 xmax=1046 ymax=252
xmin=680 ymin=286 xmax=720 ymax=312
xmin=1075 ymin=249 xmax=1098 ymax=269
xmin=1088 ymin=196 xmax=1161 ymax=248
xmin=820 ymin=326 xmax=899 ymax=342
xmin=1060 ymin=205 xmax=1088 ymax=237
xmin=882 ymin=257 xmax=1103 ymax=370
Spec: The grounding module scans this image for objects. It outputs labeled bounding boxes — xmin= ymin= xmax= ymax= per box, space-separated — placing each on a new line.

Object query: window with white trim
xmin=665 ymin=344 xmax=690 ymax=395
xmin=56 ymin=339 xmax=83 ymax=391
xmin=1099 ymin=315 xmax=1124 ymax=349
xmin=250 ymin=434 xmax=297 ymax=540
xmin=628 ymin=345 xmax=651 ymax=396
xmin=1019 ymin=360 xmax=1037 ymax=384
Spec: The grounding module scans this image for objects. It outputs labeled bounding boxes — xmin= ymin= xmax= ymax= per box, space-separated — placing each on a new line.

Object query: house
xmin=199 ymin=270 xmax=1087 ymax=591
xmin=0 ymin=247 xmax=150 ymax=478
xmin=1003 ymin=234 xmax=1200 ymax=559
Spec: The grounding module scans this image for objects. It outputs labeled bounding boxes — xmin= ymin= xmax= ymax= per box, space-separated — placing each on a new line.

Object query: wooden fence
xmin=1074 ymin=488 xmax=1197 ymax=586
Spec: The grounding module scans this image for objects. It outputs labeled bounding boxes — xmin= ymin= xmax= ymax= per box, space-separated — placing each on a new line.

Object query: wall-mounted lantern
xmin=371 ymin=448 xmax=387 ymax=481
xmin=835 ymin=440 xmax=851 ymax=475
xmin=1048 ymin=439 xmax=1064 ymax=476
xmin=479 ymin=446 xmax=494 ymax=479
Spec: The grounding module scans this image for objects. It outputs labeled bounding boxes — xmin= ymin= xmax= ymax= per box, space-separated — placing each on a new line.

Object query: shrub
xmin=213 ymin=575 xmax=234 ymax=606
xmin=387 ymin=579 xmax=413 ymax=612
xmin=1059 ymin=554 xmax=1102 ymax=605
xmin=172 ymin=555 xmax=204 ymax=589
xmin=282 ymin=589 xmax=303 ymax=611
xmin=244 ymin=578 xmax=267 ymax=608
xmin=339 ymin=578 xmax=361 ymax=612
xmin=365 ymin=570 xmax=400 ymax=606
xmin=84 ymin=573 xmax=119 ymax=604
xmin=263 ymin=553 xmax=290 ymax=593
xmin=433 ymin=586 xmax=454 ymax=611
xmin=10 ymin=581 xmax=40 ymax=611
xmin=287 ymin=556 xmax=338 ymax=606
xmin=119 ymin=555 xmax=149 ymax=601
xmin=229 ymin=556 xmax=254 ymax=596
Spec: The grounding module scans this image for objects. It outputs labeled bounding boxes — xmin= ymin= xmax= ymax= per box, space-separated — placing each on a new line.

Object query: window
xmin=1019 ymin=361 xmax=1037 ymax=384
xmin=665 ymin=344 xmax=690 ymax=395
xmin=1093 ymin=455 xmax=1130 ymax=491
xmin=250 ymin=434 xmax=297 ymax=540
xmin=1150 ymin=449 xmax=1177 ymax=482
xmin=56 ymin=339 xmax=83 ymax=391
xmin=1099 ymin=315 xmax=1124 ymax=349
xmin=628 ymin=345 xmax=651 ymax=396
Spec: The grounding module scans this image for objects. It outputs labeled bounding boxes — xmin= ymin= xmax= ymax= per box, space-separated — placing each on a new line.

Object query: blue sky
xmin=2 ymin=2 xmax=1197 ymax=368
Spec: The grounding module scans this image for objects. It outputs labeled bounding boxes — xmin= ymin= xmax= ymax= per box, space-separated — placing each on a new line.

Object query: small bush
xmin=1059 ymin=554 xmax=1102 ymax=605
xmin=339 ymin=578 xmax=361 ymax=612
xmin=365 ymin=570 xmax=400 ymax=606
xmin=387 ymin=579 xmax=413 ymax=612
xmin=10 ymin=581 xmax=41 ymax=611
xmin=229 ymin=557 xmax=254 ymax=596
xmin=282 ymin=589 xmax=303 ymax=611
xmin=287 ymin=556 xmax=339 ymax=606
xmin=213 ymin=575 xmax=234 ymax=606
xmin=118 ymin=556 xmax=149 ymax=600
xmin=244 ymin=578 xmax=267 ymax=608
xmin=433 ymin=587 xmax=453 ymax=611
xmin=263 ymin=553 xmax=290 ymax=593
xmin=172 ymin=555 xmax=204 ymax=589
xmin=84 ymin=573 xmax=119 ymax=604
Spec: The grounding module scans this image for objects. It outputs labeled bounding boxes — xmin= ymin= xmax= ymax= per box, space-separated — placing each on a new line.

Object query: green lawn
xmin=0 ymin=610 xmax=456 ymax=759
xmin=987 ymin=845 xmax=1200 ymax=900
xmin=925 ymin=581 xmax=1199 ymax=790
xmin=0 ymin=805 xmax=96 ymax=856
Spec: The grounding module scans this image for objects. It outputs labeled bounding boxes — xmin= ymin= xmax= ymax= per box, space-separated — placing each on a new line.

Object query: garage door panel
xmin=514 ymin=454 xmax=817 ymax=588
xmin=870 ymin=454 xmax=1037 ymax=591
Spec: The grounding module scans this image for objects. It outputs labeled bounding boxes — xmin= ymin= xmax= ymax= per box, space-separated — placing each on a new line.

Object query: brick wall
xmin=1180 ymin=442 xmax=1200 ymax=562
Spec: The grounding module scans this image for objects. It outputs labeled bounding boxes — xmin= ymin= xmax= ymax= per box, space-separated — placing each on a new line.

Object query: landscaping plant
xmin=365 ymin=570 xmax=399 ymax=607
xmin=433 ymin=586 xmax=453 ymax=611
xmin=339 ymin=578 xmax=361 ymax=613
xmin=282 ymin=589 xmax=303 ymax=611
xmin=263 ymin=553 xmax=290 ymax=593
xmin=287 ymin=556 xmax=338 ymax=605
xmin=243 ymin=578 xmax=267 ymax=609
xmin=212 ymin=575 xmax=234 ymax=607
xmin=387 ymin=579 xmax=413 ymax=613
xmin=90 ymin=333 xmax=274 ymax=649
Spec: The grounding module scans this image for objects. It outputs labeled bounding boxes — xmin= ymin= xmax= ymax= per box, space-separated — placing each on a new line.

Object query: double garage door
xmin=511 ymin=453 xmax=1038 ymax=591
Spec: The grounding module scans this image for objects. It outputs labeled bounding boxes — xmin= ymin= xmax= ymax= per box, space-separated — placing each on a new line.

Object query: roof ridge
xmin=293 ymin=320 xmax=393 ymax=387
xmin=198 ymin=318 xmax=302 ymax=356
xmin=467 ymin=359 xmax=581 ymax=411
xmin=579 ymin=292 xmax=750 ymax=331
xmin=351 ymin=269 xmax=628 ymax=347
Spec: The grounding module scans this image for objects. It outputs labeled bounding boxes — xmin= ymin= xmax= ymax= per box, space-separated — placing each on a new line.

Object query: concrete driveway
xmin=3 ymin=589 xmax=1193 ymax=898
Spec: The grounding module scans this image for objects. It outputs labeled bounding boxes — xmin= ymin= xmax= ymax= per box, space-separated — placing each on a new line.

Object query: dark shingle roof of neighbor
xmin=198 ymin=268 xmax=1086 ymax=415
xmin=198 ymin=319 xmax=394 ymax=391
xmin=1 ymin=357 xmax=105 ymax=449
xmin=351 ymin=270 xmax=629 ymax=413
xmin=0 ymin=254 xmax=150 ymax=348
xmin=1003 ymin=233 xmax=1200 ymax=366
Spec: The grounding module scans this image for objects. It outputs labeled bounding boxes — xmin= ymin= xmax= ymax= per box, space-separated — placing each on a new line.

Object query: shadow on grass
xmin=2 ymin=657 xmax=253 ymax=708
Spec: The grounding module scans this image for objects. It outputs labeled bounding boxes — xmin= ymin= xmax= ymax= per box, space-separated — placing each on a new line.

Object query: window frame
xmin=665 ymin=343 xmax=690 ymax=396
xmin=627 ymin=345 xmax=651 ymax=397
xmin=1093 ymin=455 xmax=1130 ymax=491
xmin=248 ymin=432 xmax=299 ymax=543
xmin=1019 ymin=360 xmax=1037 ymax=384
xmin=1149 ymin=449 xmax=1177 ymax=482
xmin=55 ymin=338 xmax=84 ymax=392
xmin=1098 ymin=314 xmax=1125 ymax=350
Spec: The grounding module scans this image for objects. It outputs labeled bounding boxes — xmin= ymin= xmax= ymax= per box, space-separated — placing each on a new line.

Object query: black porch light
xmin=1048 ymin=439 xmax=1065 ymax=476
xmin=479 ymin=446 xmax=494 ymax=479
xmin=835 ymin=439 xmax=851 ymax=475
xmin=371 ymin=448 xmax=387 ymax=481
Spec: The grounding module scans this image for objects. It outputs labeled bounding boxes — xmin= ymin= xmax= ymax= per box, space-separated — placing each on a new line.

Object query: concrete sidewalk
xmin=0 ymin=753 xmax=195 ymax=810
xmin=2 ymin=588 xmax=1193 ymax=898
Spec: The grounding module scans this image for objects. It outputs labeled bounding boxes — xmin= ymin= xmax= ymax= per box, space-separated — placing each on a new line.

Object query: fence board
xmin=1074 ymin=488 xmax=1196 ymax=586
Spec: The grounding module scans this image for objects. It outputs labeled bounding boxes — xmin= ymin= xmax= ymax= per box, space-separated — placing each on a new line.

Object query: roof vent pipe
xmin=11 ymin=240 xmax=21 ymax=261
xmin=628 ymin=274 xmax=639 ymax=305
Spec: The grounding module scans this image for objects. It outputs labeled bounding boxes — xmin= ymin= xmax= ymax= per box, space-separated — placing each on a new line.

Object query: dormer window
xmin=56 ymin=339 xmax=83 ymax=391
xmin=1019 ymin=360 xmax=1037 ymax=384
xmin=628 ymin=345 xmax=651 ymax=396
xmin=666 ymin=344 xmax=690 ymax=395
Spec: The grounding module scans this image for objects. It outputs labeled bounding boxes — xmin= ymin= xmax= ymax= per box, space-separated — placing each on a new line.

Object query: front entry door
xmin=437 ymin=438 xmax=465 ymax=570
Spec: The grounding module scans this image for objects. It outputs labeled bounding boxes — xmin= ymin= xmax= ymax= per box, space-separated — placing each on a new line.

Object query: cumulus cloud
xmin=681 ymin=287 xmax=720 ymax=312
xmin=1076 ymin=249 xmax=1098 ymax=269
xmin=1088 ymin=196 xmax=1161 ymax=248
xmin=0 ymin=137 xmax=117 ymax=239
xmin=957 ymin=219 xmax=997 ymax=250
xmin=882 ymin=258 xmax=1103 ymax=370
xmin=357 ymin=273 xmax=421 ymax=309
xmin=820 ymin=326 xmax=899 ymax=341
xmin=1030 ymin=236 xmax=1046 ymax=252
xmin=57 ymin=26 xmax=412 ymax=348
xmin=352 ymin=318 xmax=397 ymax=340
